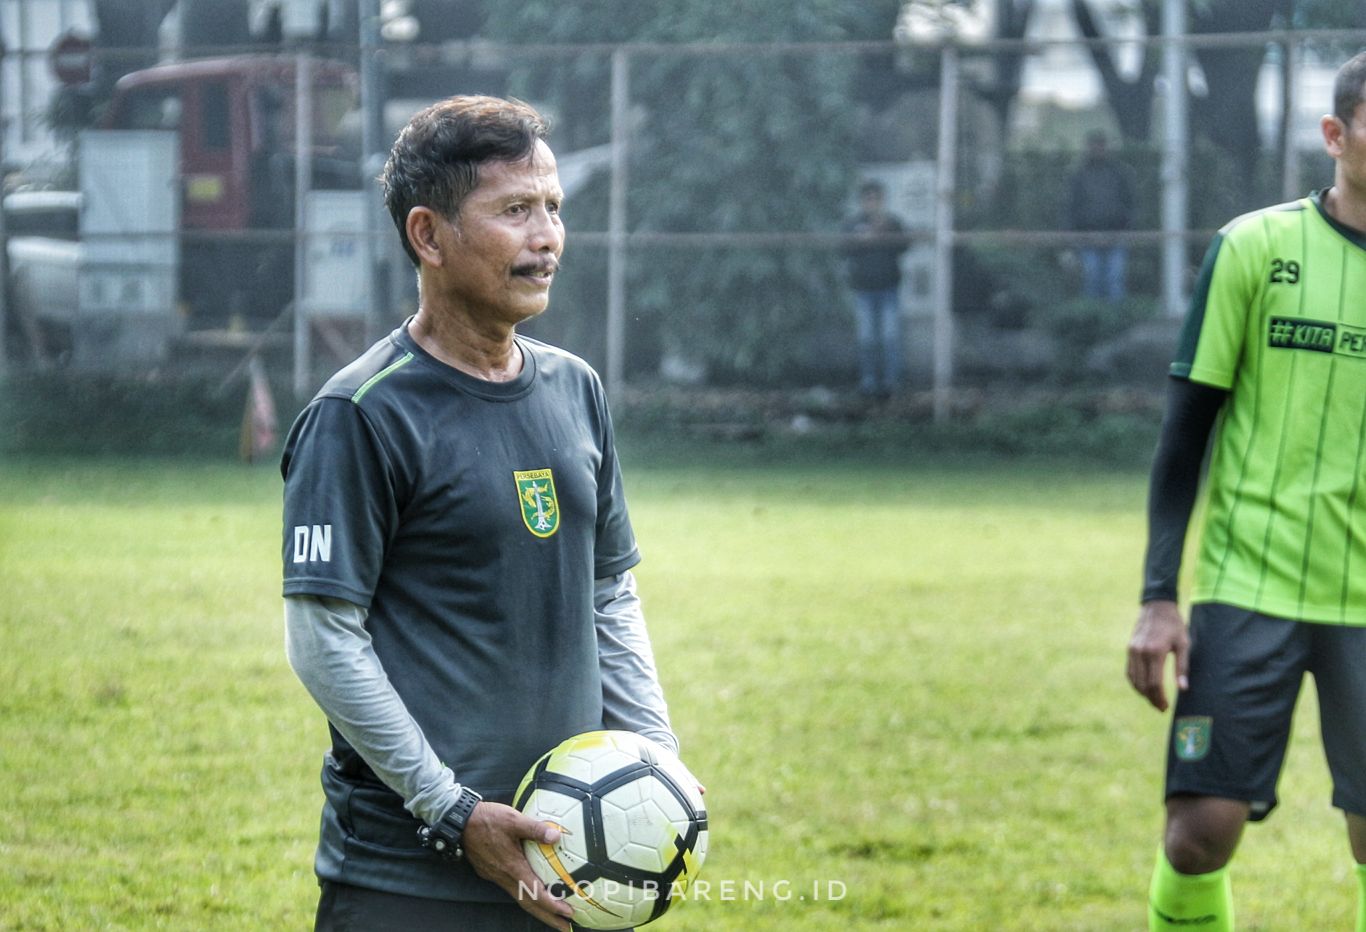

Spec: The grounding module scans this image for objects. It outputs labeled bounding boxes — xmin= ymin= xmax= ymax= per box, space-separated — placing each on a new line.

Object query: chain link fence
xmin=2 ymin=19 xmax=1364 ymax=436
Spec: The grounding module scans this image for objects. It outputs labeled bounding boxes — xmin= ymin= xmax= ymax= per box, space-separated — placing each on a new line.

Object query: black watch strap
xmin=418 ymin=786 xmax=483 ymax=861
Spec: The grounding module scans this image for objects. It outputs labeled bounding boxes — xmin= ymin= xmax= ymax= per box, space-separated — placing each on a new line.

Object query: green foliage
xmin=1026 ymin=295 xmax=1160 ymax=361
xmin=0 ymin=366 xmax=1166 ymax=461
xmin=0 ymin=371 xmax=301 ymax=458
xmin=965 ymin=140 xmax=1298 ymax=236
xmin=0 ymin=456 xmax=1355 ymax=929
xmin=953 ymin=242 xmax=1069 ymax=329
xmin=614 ymin=387 xmax=1166 ymax=466
xmin=43 ymin=86 xmax=101 ymax=143
xmin=949 ymin=137 xmax=1305 ymax=347
xmin=483 ymin=1 xmax=903 ymax=382
xmin=625 ymin=46 xmax=855 ymax=380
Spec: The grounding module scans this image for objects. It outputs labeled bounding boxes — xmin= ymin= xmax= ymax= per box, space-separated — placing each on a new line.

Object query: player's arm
xmin=1126 ymin=375 xmax=1227 ymax=712
xmin=284 ymin=593 xmax=461 ymax=824
xmin=282 ymin=401 xmax=462 ymax=823
xmin=595 ymin=571 xmax=707 ymax=798
xmin=595 ymin=571 xmax=678 ymax=753
xmin=285 ymin=594 xmax=573 ymax=928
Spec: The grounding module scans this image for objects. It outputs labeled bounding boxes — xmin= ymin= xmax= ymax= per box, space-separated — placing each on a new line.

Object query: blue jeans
xmin=853 ymin=288 xmax=902 ymax=395
xmin=1079 ymin=245 xmax=1127 ymax=304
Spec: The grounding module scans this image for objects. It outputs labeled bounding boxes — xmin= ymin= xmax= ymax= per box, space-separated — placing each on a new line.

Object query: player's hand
xmin=462 ymin=801 xmax=574 ymax=931
xmin=1126 ymin=599 xmax=1190 ymax=712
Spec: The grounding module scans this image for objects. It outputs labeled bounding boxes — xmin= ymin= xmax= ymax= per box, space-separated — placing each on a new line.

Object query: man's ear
xmin=406 ymin=206 xmax=448 ymax=268
xmin=1322 ymin=113 xmax=1348 ymax=160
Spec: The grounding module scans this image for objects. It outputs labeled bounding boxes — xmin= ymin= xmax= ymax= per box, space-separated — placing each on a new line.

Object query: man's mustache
xmin=513 ymin=258 xmax=561 ymax=276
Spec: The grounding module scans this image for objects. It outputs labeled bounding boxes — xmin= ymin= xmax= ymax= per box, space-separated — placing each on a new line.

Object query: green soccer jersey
xmin=1172 ymin=192 xmax=1366 ymax=624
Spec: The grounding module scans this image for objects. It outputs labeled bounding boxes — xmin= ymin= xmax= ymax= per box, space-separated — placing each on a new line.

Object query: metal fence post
xmin=0 ymin=32 xmax=8 ymax=380
xmin=1281 ymin=37 xmax=1301 ymax=203
xmin=1160 ymin=0 xmax=1189 ymax=319
xmin=606 ymin=48 xmax=629 ymax=401
xmin=292 ymin=51 xmax=313 ymax=399
xmin=932 ymin=42 xmax=959 ymax=423
xmin=359 ymin=0 xmax=385 ymax=346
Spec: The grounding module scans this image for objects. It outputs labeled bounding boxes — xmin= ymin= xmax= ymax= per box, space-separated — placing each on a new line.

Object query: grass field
xmin=0 ymin=449 xmax=1354 ymax=930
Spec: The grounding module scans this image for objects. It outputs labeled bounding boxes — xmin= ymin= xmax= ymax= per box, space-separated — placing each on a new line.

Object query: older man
xmin=282 ymin=96 xmax=677 ymax=932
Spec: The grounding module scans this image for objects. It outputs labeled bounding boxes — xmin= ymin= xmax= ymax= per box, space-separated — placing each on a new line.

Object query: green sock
xmin=1149 ymin=847 xmax=1233 ymax=931
xmin=1356 ymin=862 xmax=1366 ymax=932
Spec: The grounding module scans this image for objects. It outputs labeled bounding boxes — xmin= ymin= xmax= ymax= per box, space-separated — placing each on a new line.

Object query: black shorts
xmin=315 ymin=882 xmax=623 ymax=932
xmin=1164 ymin=603 xmax=1366 ymax=821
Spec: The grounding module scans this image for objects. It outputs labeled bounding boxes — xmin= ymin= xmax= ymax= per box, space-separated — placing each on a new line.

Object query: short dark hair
xmin=1334 ymin=50 xmax=1366 ymax=127
xmin=381 ymin=95 xmax=550 ymax=266
xmin=859 ymin=179 xmax=885 ymax=198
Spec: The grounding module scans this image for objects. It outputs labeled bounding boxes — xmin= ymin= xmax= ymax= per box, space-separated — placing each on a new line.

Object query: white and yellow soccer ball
xmin=514 ymin=730 xmax=708 ymax=930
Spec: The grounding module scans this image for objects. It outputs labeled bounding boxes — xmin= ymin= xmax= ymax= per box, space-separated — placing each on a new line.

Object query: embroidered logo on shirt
xmin=1264 ymin=316 xmax=1366 ymax=357
xmin=514 ymin=469 xmax=560 ymax=538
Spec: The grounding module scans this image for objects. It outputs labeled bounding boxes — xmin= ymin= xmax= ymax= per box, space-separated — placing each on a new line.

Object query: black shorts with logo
xmin=1165 ymin=602 xmax=1366 ymax=821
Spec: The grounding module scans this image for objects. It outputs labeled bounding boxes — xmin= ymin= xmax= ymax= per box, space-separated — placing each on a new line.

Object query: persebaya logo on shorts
xmin=1173 ymin=716 xmax=1212 ymax=762
xmin=514 ymin=469 xmax=560 ymax=538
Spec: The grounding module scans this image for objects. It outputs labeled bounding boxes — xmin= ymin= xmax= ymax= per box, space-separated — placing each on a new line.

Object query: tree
xmin=978 ymin=0 xmax=1037 ymax=139
xmin=91 ymin=0 xmax=176 ymax=92
xmin=1070 ymin=0 xmax=1160 ymax=142
xmin=898 ymin=0 xmax=1037 ymax=138
xmin=179 ymin=0 xmax=252 ymax=51
xmin=479 ymin=0 xmax=904 ymax=381
xmin=1186 ymin=0 xmax=1293 ymax=192
xmin=1069 ymin=0 xmax=1359 ymax=197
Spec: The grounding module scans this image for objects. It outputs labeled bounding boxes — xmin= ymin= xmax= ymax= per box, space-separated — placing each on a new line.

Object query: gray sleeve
xmin=595 ymin=571 xmax=678 ymax=754
xmin=284 ymin=594 xmax=461 ymax=825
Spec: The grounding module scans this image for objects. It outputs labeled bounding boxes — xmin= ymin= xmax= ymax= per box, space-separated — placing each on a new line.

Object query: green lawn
xmin=0 ymin=453 xmax=1353 ymax=930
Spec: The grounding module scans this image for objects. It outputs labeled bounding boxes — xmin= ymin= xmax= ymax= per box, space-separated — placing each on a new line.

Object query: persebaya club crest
xmin=1173 ymin=716 xmax=1212 ymax=762
xmin=514 ymin=469 xmax=560 ymax=538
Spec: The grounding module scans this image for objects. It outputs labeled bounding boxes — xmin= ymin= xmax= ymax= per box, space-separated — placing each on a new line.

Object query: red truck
xmin=99 ymin=55 xmax=360 ymax=327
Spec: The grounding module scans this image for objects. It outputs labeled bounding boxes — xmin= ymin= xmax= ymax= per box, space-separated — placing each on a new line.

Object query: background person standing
xmin=842 ymin=179 xmax=910 ymax=399
xmin=1068 ymin=129 xmax=1134 ymax=304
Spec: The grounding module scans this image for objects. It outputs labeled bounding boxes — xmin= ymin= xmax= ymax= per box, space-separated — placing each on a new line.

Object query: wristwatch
xmin=418 ymin=786 xmax=483 ymax=861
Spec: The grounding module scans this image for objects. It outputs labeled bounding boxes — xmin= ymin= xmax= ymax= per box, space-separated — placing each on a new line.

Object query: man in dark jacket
xmin=842 ymin=180 xmax=910 ymax=398
xmin=1068 ymin=130 xmax=1134 ymax=304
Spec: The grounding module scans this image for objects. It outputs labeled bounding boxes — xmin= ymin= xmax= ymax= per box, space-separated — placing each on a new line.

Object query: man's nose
xmin=528 ymin=205 xmax=563 ymax=252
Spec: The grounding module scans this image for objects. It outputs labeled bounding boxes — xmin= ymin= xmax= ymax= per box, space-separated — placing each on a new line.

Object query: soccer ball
xmin=514 ymin=730 xmax=709 ymax=930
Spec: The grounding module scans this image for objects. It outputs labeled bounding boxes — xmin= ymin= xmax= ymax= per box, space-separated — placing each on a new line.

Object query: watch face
xmin=420 ymin=823 xmax=464 ymax=861
xmin=420 ymin=789 xmax=481 ymax=861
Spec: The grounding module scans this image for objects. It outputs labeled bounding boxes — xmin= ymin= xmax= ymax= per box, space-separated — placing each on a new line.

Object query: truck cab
xmin=103 ymin=56 xmax=359 ymax=230
xmin=100 ymin=56 xmax=360 ymax=327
